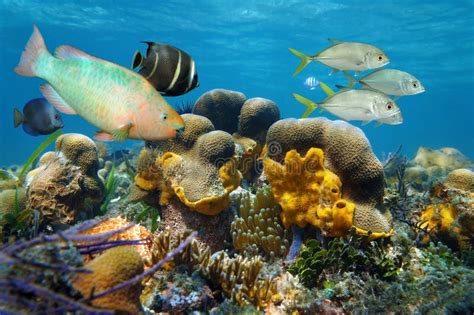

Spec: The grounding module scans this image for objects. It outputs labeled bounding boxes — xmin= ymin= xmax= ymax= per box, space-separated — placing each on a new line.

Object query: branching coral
xmin=200 ymin=251 xmax=278 ymax=308
xmin=231 ymin=185 xmax=289 ymax=259
xmin=264 ymin=147 xmax=356 ymax=238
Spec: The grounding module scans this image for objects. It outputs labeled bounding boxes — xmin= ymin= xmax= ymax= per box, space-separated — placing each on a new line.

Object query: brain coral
xmin=265 ymin=118 xmax=392 ymax=235
xmin=238 ymin=97 xmax=281 ymax=145
xmin=192 ymin=89 xmax=246 ymax=134
xmin=136 ymin=114 xmax=242 ymax=215
xmin=72 ymin=246 xmax=144 ymax=313
xmin=27 ymin=134 xmax=104 ymax=226
xmin=445 ymin=169 xmax=474 ymax=192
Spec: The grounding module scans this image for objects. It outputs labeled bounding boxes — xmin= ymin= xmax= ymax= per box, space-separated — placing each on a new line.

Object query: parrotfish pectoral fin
xmin=329 ymin=68 xmax=340 ymax=76
xmin=289 ymin=48 xmax=313 ymax=76
xmin=319 ymin=81 xmax=335 ymax=96
xmin=111 ymin=123 xmax=133 ymax=142
xmin=40 ymin=84 xmax=77 ymax=115
xmin=328 ymin=38 xmax=343 ymax=45
xmin=14 ymin=25 xmax=49 ymax=77
xmin=342 ymin=71 xmax=357 ymax=88
xmin=292 ymin=93 xmax=319 ymax=118
xmin=54 ymin=45 xmax=103 ymax=62
xmin=94 ymin=131 xmax=115 ymax=142
xmin=132 ymin=51 xmax=144 ymax=69
xmin=13 ymin=108 xmax=25 ymax=128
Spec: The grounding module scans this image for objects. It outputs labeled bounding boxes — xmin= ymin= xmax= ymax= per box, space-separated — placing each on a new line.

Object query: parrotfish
xmin=289 ymin=38 xmax=389 ymax=76
xmin=14 ymin=25 xmax=185 ymax=141
xmin=337 ymin=69 xmax=425 ymax=96
xmin=132 ymin=42 xmax=199 ymax=96
xmin=293 ymin=82 xmax=402 ymax=126
xmin=14 ymin=97 xmax=63 ymax=136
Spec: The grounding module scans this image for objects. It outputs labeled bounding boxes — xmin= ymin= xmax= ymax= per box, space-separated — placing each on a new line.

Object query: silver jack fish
xmin=289 ymin=38 xmax=389 ymax=76
xmin=337 ymin=69 xmax=425 ymax=96
xmin=132 ymin=42 xmax=199 ymax=96
xmin=293 ymin=82 xmax=402 ymax=126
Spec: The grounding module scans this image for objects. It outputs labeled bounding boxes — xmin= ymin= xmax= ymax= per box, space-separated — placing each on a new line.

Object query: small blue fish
xmin=304 ymin=76 xmax=319 ymax=90
xmin=14 ymin=98 xmax=64 ymax=136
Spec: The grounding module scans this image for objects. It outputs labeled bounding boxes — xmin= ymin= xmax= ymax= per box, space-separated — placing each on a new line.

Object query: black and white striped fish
xmin=132 ymin=42 xmax=199 ymax=96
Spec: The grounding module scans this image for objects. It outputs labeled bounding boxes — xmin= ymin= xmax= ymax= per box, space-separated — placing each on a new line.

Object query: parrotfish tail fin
xmin=13 ymin=108 xmax=24 ymax=128
xmin=14 ymin=25 xmax=50 ymax=77
xmin=319 ymin=81 xmax=336 ymax=96
xmin=342 ymin=71 xmax=357 ymax=88
xmin=288 ymin=48 xmax=312 ymax=76
xmin=132 ymin=50 xmax=144 ymax=69
xmin=292 ymin=93 xmax=318 ymax=118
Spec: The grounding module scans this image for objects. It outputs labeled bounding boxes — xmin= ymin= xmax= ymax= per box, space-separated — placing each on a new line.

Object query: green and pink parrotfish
xmin=15 ymin=25 xmax=185 ymax=141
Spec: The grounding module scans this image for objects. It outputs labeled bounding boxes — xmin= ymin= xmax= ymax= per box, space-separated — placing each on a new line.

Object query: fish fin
xmin=288 ymin=48 xmax=313 ymax=76
xmin=319 ymin=81 xmax=336 ymax=96
xmin=328 ymin=38 xmax=343 ymax=45
xmin=319 ymin=108 xmax=326 ymax=113
xmin=94 ymin=131 xmax=115 ymax=142
xmin=335 ymin=84 xmax=348 ymax=89
xmin=292 ymin=93 xmax=319 ymax=118
xmin=392 ymin=96 xmax=401 ymax=101
xmin=342 ymin=71 xmax=357 ymax=87
xmin=375 ymin=121 xmax=383 ymax=127
xmin=355 ymin=71 xmax=362 ymax=76
xmin=55 ymin=45 xmax=103 ymax=62
xmin=111 ymin=123 xmax=133 ymax=142
xmin=362 ymin=120 xmax=372 ymax=126
xmin=13 ymin=108 xmax=25 ymax=128
xmin=14 ymin=25 xmax=48 ymax=77
xmin=40 ymin=83 xmax=77 ymax=115
xmin=132 ymin=50 xmax=143 ymax=69
xmin=329 ymin=68 xmax=339 ymax=76
xmin=22 ymin=123 xmax=38 ymax=136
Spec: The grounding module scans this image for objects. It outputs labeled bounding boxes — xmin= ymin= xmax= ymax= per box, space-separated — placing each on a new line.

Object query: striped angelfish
xmin=132 ymin=42 xmax=199 ymax=96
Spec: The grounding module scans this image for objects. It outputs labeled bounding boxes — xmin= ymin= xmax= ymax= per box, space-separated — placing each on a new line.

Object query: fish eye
xmin=386 ymin=102 xmax=394 ymax=110
xmin=55 ymin=114 xmax=60 ymax=119
xmin=412 ymin=82 xmax=418 ymax=88
xmin=377 ymin=54 xmax=383 ymax=61
xmin=160 ymin=113 xmax=168 ymax=121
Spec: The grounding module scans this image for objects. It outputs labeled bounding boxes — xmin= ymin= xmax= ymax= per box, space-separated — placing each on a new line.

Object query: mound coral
xmin=192 ymin=89 xmax=247 ymax=134
xmin=27 ymin=134 xmax=105 ymax=226
xmin=72 ymin=246 xmax=144 ymax=314
xmin=265 ymin=118 xmax=392 ymax=237
xmin=445 ymin=168 xmax=474 ymax=192
xmin=238 ymin=97 xmax=281 ymax=145
xmin=231 ymin=185 xmax=289 ymax=259
xmin=135 ymin=114 xmax=242 ymax=215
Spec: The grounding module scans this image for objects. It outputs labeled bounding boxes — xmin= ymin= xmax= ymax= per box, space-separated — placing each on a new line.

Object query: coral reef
xmin=27 ymin=134 xmax=105 ymax=226
xmin=72 ymin=246 xmax=145 ymax=314
xmin=192 ymin=89 xmax=247 ymax=134
xmin=238 ymin=97 xmax=281 ymax=145
xmin=135 ymin=114 xmax=241 ymax=215
xmin=264 ymin=147 xmax=357 ymax=238
xmin=265 ymin=118 xmax=392 ymax=236
xmin=231 ymin=185 xmax=289 ymax=259
xmin=405 ymin=147 xmax=473 ymax=189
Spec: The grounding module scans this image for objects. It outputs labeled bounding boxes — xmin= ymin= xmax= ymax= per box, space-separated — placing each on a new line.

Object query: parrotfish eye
xmin=160 ymin=113 xmax=168 ymax=121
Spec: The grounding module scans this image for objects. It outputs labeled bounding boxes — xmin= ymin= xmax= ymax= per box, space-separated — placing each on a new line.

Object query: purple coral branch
xmin=78 ymin=238 xmax=151 ymax=255
xmin=3 ymin=221 xmax=134 ymax=255
xmin=8 ymin=277 xmax=114 ymax=314
xmin=85 ymin=231 xmax=197 ymax=302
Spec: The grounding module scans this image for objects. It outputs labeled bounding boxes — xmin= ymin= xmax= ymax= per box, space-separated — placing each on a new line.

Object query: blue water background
xmin=1 ymin=0 xmax=473 ymax=166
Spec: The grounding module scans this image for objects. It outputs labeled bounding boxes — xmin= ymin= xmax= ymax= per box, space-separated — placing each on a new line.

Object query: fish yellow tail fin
xmin=13 ymin=108 xmax=24 ymax=128
xmin=319 ymin=81 xmax=336 ymax=96
xmin=289 ymin=48 xmax=312 ymax=76
xmin=292 ymin=93 xmax=319 ymax=118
